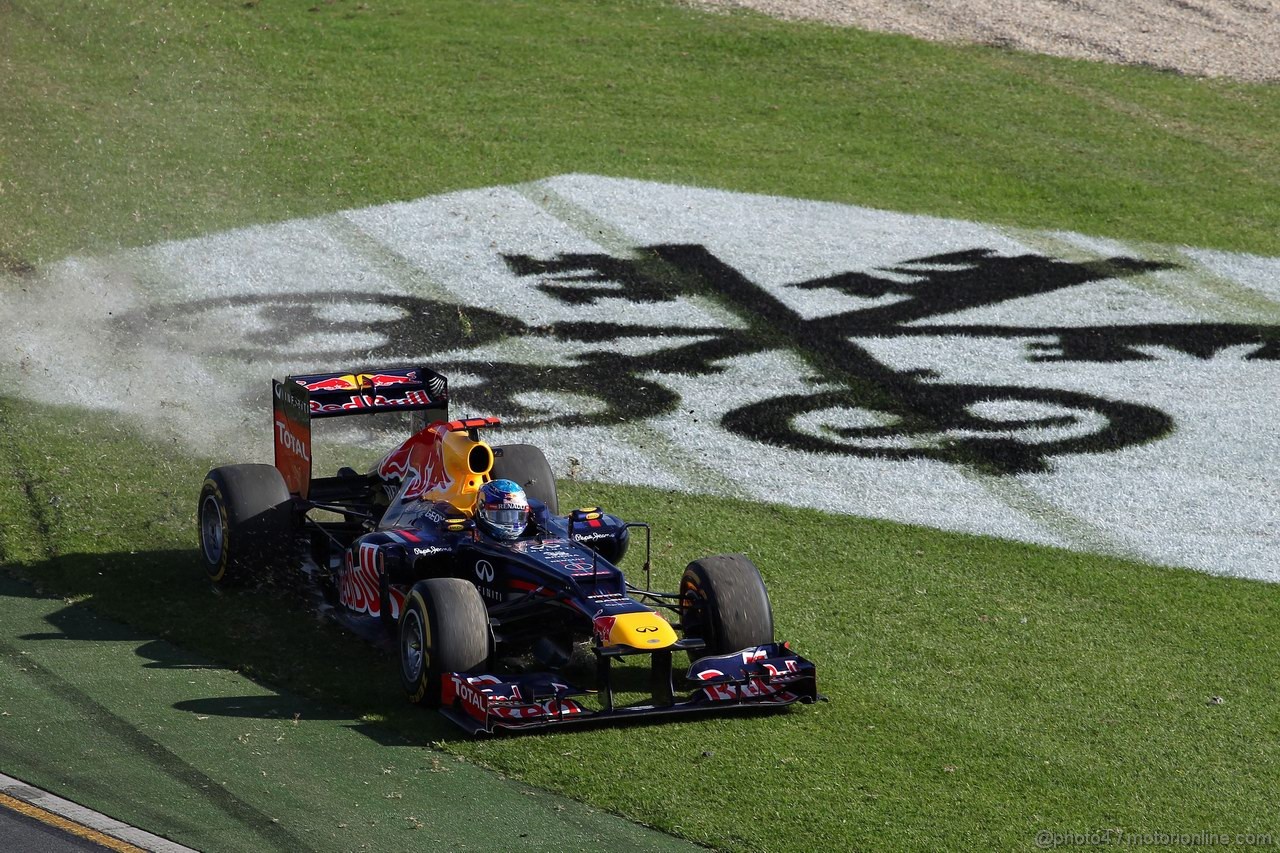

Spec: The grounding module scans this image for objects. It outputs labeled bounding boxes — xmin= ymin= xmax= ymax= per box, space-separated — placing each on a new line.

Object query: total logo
xmin=274 ymin=421 xmax=310 ymax=461
xmin=448 ymin=674 xmax=489 ymax=718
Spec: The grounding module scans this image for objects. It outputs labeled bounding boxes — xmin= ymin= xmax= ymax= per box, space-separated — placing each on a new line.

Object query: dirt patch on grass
xmin=688 ymin=0 xmax=1280 ymax=82
xmin=0 ymin=252 xmax=36 ymax=277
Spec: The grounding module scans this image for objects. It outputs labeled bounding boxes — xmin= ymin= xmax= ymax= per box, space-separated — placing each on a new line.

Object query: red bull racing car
xmin=197 ymin=365 xmax=820 ymax=733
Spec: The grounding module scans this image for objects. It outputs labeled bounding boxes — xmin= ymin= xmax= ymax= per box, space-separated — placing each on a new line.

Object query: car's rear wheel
xmin=490 ymin=443 xmax=558 ymax=515
xmin=679 ymin=553 xmax=774 ymax=658
xmin=400 ymin=578 xmax=491 ymax=707
xmin=198 ymin=464 xmax=295 ymax=585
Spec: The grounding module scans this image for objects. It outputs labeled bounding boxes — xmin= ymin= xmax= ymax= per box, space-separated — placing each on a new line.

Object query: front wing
xmin=438 ymin=642 xmax=820 ymax=734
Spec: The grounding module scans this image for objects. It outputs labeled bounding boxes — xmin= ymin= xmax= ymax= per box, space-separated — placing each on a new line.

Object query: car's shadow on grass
xmin=2 ymin=551 xmax=728 ymax=741
xmin=0 ymin=553 xmax=472 ymax=744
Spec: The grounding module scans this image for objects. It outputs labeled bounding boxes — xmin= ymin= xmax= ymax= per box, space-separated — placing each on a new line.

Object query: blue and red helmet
xmin=475 ymin=479 xmax=529 ymax=540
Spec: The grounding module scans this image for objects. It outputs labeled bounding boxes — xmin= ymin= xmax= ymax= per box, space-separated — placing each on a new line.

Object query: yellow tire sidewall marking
xmin=202 ymin=479 xmax=231 ymax=583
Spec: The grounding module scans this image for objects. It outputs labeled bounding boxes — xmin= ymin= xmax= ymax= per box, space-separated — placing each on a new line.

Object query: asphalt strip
xmin=0 ymin=774 xmax=195 ymax=853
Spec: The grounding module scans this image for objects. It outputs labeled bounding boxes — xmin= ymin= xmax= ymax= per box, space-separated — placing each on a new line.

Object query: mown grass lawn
xmin=2 ymin=0 xmax=1277 ymax=265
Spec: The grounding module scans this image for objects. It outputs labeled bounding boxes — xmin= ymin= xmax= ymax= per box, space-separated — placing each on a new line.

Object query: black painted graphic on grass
xmin=125 ymin=291 xmax=524 ymax=360
xmin=503 ymin=245 xmax=1278 ymax=473
xmin=497 ymin=246 xmax=1197 ymax=474
xmin=137 ymin=246 xmax=1280 ymax=475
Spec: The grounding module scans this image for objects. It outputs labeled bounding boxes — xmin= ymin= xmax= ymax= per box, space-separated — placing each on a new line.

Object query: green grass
xmin=1 ymin=0 xmax=1277 ymax=267
xmin=2 ymin=398 xmax=1278 ymax=850
xmin=4 ymin=1 xmax=1280 ymax=849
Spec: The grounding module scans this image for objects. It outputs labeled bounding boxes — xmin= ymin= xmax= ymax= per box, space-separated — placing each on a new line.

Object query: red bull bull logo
xmin=377 ymin=424 xmax=453 ymax=499
xmin=339 ymin=543 xmax=382 ymax=617
xmin=363 ymin=370 xmax=418 ymax=387
xmin=404 ymin=445 xmax=451 ymax=499
xmin=592 ymin=615 xmax=617 ymax=645
xmin=378 ymin=441 xmax=414 ymax=482
xmin=304 ymin=375 xmax=361 ymax=392
xmin=301 ymin=369 xmax=419 ymax=393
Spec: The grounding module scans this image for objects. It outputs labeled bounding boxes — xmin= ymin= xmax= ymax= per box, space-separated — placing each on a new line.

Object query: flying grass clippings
xmin=4 ymin=176 xmax=1278 ymax=580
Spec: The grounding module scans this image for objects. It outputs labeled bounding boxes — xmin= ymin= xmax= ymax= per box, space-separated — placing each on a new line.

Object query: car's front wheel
xmin=679 ymin=553 xmax=774 ymax=658
xmin=400 ymin=578 xmax=491 ymax=707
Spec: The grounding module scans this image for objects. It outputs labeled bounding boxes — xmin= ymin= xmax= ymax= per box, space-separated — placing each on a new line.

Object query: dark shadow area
xmin=3 ymin=561 xmax=783 ymax=740
xmin=0 ymin=569 xmax=314 ymax=847
xmin=136 ymin=640 xmax=223 ymax=670
xmin=168 ymin=696 xmax=415 ymax=746
xmin=0 ymin=553 xmax=469 ymax=743
xmin=172 ymin=695 xmax=352 ymax=721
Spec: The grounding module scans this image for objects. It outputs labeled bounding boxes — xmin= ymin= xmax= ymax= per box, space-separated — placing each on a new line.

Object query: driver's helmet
xmin=475 ymin=479 xmax=529 ymax=540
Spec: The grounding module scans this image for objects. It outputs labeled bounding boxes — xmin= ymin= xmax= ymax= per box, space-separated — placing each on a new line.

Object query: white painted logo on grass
xmin=4 ymin=175 xmax=1279 ymax=581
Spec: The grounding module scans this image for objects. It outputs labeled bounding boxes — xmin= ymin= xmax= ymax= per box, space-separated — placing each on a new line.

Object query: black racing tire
xmin=198 ymin=464 xmax=294 ymax=586
xmin=399 ymin=578 xmax=491 ymax=707
xmin=490 ymin=443 xmax=558 ymax=515
xmin=679 ymin=553 xmax=774 ymax=658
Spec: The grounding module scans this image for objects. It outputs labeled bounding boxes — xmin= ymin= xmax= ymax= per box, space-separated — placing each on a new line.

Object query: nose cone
xmin=603 ymin=611 xmax=678 ymax=649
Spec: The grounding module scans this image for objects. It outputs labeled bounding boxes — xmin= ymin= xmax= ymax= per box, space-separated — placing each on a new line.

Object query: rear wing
xmin=290 ymin=367 xmax=448 ymax=419
xmin=272 ymin=366 xmax=449 ymax=498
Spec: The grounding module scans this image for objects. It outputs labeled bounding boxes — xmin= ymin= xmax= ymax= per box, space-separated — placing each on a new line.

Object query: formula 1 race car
xmin=197 ymin=366 xmax=819 ymax=733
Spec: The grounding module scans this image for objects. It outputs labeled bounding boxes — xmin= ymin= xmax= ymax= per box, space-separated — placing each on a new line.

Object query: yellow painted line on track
xmin=0 ymin=790 xmax=147 ymax=852
xmin=0 ymin=771 xmax=197 ymax=853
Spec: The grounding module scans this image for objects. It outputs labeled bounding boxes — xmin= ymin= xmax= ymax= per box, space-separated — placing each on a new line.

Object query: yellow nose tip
xmin=607 ymin=611 xmax=678 ymax=649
